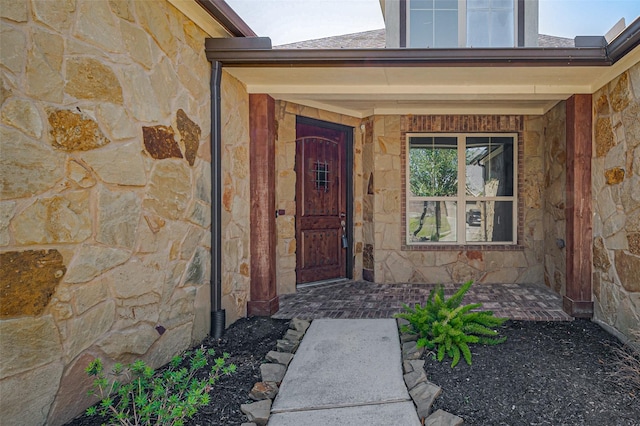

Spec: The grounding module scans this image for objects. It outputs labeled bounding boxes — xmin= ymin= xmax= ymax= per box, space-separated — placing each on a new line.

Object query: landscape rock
xmin=424 ymin=409 xmax=464 ymax=426
xmin=265 ymin=350 xmax=293 ymax=367
xmin=240 ymin=399 xmax=271 ymax=426
xmin=277 ymin=339 xmax=298 ymax=353
xmin=401 ymin=332 xmax=418 ymax=343
xmin=410 ymin=381 xmax=442 ymax=419
xmin=284 ymin=328 xmax=305 ymax=342
xmin=260 ymin=363 xmax=286 ymax=383
xmin=249 ymin=381 xmax=278 ymax=401
xmin=402 ymin=341 xmax=425 ymax=360
xmin=290 ymin=317 xmax=310 ymax=333
xmin=404 ymin=368 xmax=428 ymax=390
xmin=403 ymin=359 xmax=426 ymax=374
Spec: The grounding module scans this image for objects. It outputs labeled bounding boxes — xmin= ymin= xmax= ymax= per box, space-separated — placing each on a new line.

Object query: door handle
xmin=339 ymin=213 xmax=346 ymax=218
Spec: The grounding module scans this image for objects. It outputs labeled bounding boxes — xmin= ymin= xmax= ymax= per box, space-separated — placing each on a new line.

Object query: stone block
xmin=143 ymin=161 xmax=192 ymax=220
xmin=409 ymin=381 xmax=442 ymax=419
xmin=48 ymin=108 xmax=110 ymax=152
xmin=401 ymin=333 xmax=418 ymax=343
xmin=614 ymin=250 xmax=640 ymax=293
xmin=0 ymin=0 xmax=28 ymax=21
xmin=404 ymin=368 xmax=428 ymax=389
xmin=64 ymin=300 xmax=115 ymax=360
xmin=0 ymin=126 xmax=65 ymax=199
xmin=177 ymin=109 xmax=201 ymax=166
xmin=98 ymin=324 xmax=159 ymax=358
xmin=25 ymin=31 xmax=64 ymax=102
xmin=46 ymin=353 xmax=98 ymax=426
xmin=249 ymin=381 xmax=279 ymax=401
xmin=145 ymin=322 xmax=193 ymax=370
xmin=261 ymin=363 xmax=286 ymax=383
xmin=119 ymin=64 xmax=161 ymax=121
xmin=80 ymin=142 xmax=147 ymax=186
xmin=424 ymin=409 xmax=464 ymax=426
xmin=143 ymin=125 xmax=183 ymax=160
xmin=284 ymin=328 xmax=305 ymax=342
xmin=403 ymin=359 xmax=426 ymax=374
xmin=185 ymin=246 xmax=209 ymax=285
xmin=96 ymin=187 xmax=141 ymax=248
xmin=1 ymin=97 xmax=42 ymax=138
xmin=266 ymin=350 xmax=294 ymax=367
xmin=402 ymin=341 xmax=424 ymax=360
xmin=65 ymin=245 xmax=129 ymax=283
xmin=0 ymin=361 xmax=63 ymax=426
xmin=0 ymin=250 xmax=66 ymax=318
xmin=277 ymin=339 xmax=298 ymax=353
xmin=595 ymin=117 xmax=615 ymax=158
xmin=13 ymin=191 xmax=91 ymax=244
xmin=605 ymin=167 xmax=625 ymax=185
xmin=0 ymin=315 xmax=62 ymax=377
xmin=106 ymin=260 xmax=163 ymax=299
xmin=74 ymin=0 xmax=123 ymax=53
xmin=64 ymin=57 xmax=123 ymax=103
xmin=240 ymin=399 xmax=271 ymax=426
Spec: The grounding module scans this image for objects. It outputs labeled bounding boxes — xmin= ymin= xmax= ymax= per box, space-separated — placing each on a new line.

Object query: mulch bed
xmin=423 ymin=319 xmax=639 ymax=426
xmin=67 ymin=317 xmax=639 ymax=425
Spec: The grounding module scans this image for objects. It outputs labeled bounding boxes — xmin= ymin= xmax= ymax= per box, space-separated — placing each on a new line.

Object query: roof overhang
xmin=205 ymin=17 xmax=640 ymax=117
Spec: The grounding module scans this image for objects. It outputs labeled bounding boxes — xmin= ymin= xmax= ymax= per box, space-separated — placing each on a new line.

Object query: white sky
xmin=226 ymin=0 xmax=640 ymax=46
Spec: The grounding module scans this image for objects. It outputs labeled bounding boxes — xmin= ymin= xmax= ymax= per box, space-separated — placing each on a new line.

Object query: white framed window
xmin=407 ymin=0 xmax=517 ymax=48
xmin=406 ymin=133 xmax=517 ymax=245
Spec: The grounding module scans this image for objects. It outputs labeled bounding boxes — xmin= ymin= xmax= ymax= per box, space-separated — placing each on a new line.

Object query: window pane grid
xmin=407 ymin=133 xmax=516 ymax=245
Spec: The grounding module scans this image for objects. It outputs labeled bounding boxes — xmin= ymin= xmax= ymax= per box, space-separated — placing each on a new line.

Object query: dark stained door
xmin=296 ymin=119 xmax=348 ymax=284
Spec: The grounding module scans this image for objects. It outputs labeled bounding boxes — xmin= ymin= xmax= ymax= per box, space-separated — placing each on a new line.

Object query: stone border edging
xmin=397 ymin=318 xmax=464 ymax=426
xmin=239 ymin=318 xmax=311 ymax=426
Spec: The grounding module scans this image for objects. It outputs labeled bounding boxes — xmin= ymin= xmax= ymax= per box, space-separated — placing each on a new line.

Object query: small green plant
xmin=85 ymin=347 xmax=236 ymax=426
xmin=396 ymin=280 xmax=507 ymax=368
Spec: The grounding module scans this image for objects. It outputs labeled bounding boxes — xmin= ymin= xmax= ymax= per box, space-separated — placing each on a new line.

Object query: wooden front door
xmin=295 ymin=118 xmax=349 ymax=284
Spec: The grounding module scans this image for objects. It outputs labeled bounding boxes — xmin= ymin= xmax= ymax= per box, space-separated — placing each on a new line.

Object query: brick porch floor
xmin=272 ymin=281 xmax=573 ymax=321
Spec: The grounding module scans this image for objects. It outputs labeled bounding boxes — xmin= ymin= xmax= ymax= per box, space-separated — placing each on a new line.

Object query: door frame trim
xmin=295 ymin=116 xmax=354 ymax=282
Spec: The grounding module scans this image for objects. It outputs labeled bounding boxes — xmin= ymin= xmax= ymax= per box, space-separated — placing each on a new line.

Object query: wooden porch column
xmin=563 ymin=94 xmax=594 ymax=318
xmin=247 ymin=94 xmax=279 ymax=316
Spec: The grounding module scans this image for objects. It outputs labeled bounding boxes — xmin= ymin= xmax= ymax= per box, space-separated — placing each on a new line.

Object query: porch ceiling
xmin=222 ymin=44 xmax=640 ymax=118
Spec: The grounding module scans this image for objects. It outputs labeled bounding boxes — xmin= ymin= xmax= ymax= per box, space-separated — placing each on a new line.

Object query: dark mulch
xmin=423 ymin=319 xmax=640 ymax=426
xmin=66 ymin=317 xmax=289 ymax=426
xmin=67 ymin=317 xmax=639 ymax=426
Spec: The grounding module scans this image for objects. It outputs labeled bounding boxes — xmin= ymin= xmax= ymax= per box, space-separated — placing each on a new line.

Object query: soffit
xmin=222 ymin=45 xmax=640 ymax=117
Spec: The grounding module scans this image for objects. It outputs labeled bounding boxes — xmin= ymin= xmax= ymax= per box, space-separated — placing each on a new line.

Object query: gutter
xmin=206 ymin=38 xmax=612 ymax=67
xmin=606 ymin=16 xmax=640 ymax=63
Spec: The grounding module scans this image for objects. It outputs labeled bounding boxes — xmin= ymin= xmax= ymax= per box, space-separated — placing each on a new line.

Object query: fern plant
xmin=396 ymin=280 xmax=507 ymax=368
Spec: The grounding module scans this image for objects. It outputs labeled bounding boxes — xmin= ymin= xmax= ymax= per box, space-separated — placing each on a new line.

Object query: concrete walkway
xmin=268 ymin=319 xmax=421 ymax=426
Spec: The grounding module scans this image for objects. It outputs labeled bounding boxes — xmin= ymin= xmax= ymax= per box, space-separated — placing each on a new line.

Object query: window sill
xmin=401 ymin=244 xmax=525 ymax=251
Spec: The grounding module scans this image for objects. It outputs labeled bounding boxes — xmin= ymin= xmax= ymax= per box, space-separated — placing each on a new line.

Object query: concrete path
xmin=268 ymin=319 xmax=421 ymax=426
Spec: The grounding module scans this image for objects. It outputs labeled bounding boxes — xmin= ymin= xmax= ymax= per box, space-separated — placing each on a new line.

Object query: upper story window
xmin=467 ymin=0 xmax=514 ymax=47
xmin=407 ymin=0 xmax=516 ymax=48
xmin=406 ymin=133 xmax=517 ymax=245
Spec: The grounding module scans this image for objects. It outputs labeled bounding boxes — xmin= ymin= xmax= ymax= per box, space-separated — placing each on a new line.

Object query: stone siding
xmin=220 ymin=71 xmax=251 ymax=323
xmin=592 ymin=63 xmax=640 ymax=339
xmin=542 ymin=102 xmax=567 ymax=295
xmin=361 ymin=114 xmax=545 ymax=285
xmin=275 ymin=102 xmax=363 ymax=294
xmin=0 ymin=1 xmax=215 ymax=424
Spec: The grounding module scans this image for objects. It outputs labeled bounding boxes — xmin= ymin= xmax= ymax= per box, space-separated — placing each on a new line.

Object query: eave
xmin=205 ymin=17 xmax=640 ymax=117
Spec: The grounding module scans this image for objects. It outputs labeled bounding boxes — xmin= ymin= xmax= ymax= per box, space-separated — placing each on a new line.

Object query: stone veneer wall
xmin=591 ymin=63 xmax=640 ymax=339
xmin=274 ymin=102 xmax=363 ymax=294
xmin=542 ymin=102 xmax=567 ymax=295
xmin=0 ymin=1 xmax=216 ymax=424
xmin=220 ymin=71 xmax=251 ymax=324
xmin=362 ymin=114 xmax=545 ymax=284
